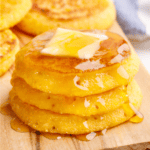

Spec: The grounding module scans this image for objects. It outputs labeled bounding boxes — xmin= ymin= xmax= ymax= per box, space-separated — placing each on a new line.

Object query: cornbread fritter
xmin=17 ymin=0 xmax=116 ymax=35
xmin=11 ymin=77 xmax=129 ymax=116
xmin=0 ymin=30 xmax=19 ymax=76
xmin=13 ymin=30 xmax=140 ymax=96
xmin=0 ymin=0 xmax=32 ymax=30
xmin=10 ymin=80 xmax=142 ymax=134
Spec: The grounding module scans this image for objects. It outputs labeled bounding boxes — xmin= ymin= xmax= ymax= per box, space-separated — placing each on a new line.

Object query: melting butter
xmin=129 ymin=115 xmax=144 ymax=123
xmin=41 ymin=28 xmax=108 ymax=59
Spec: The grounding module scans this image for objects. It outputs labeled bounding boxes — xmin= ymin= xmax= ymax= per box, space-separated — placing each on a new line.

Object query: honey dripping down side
xmin=129 ymin=115 xmax=144 ymax=123
xmin=10 ymin=118 xmax=30 ymax=132
xmin=75 ymin=31 xmax=131 ymax=71
xmin=93 ymin=31 xmax=131 ymax=65
xmin=0 ymin=101 xmax=13 ymax=116
xmin=129 ymin=103 xmax=144 ymax=123
xmin=0 ymin=101 xmax=32 ymax=133
xmin=122 ymin=101 xmax=144 ymax=124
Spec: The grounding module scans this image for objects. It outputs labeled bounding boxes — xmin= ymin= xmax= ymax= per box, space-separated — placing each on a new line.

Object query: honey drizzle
xmin=0 ymin=101 xmax=31 ymax=132
xmin=42 ymin=130 xmax=107 ymax=141
xmin=129 ymin=115 xmax=144 ymax=123
xmin=129 ymin=103 xmax=144 ymax=123
xmin=0 ymin=101 xmax=15 ymax=117
xmin=75 ymin=132 xmax=97 ymax=141
xmin=75 ymin=134 xmax=91 ymax=141
xmin=75 ymin=31 xmax=131 ymax=71
xmin=75 ymin=130 xmax=107 ymax=141
xmin=10 ymin=118 xmax=30 ymax=132
xmin=41 ymin=132 xmax=64 ymax=140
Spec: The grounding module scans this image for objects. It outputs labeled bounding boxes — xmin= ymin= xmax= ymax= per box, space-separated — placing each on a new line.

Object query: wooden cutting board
xmin=0 ymin=21 xmax=150 ymax=150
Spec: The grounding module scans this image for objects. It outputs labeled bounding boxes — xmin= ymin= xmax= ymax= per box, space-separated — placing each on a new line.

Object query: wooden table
xmin=0 ymin=21 xmax=150 ymax=150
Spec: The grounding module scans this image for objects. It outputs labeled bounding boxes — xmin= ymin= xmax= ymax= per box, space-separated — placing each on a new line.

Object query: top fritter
xmin=16 ymin=28 xmax=131 ymax=73
xmin=13 ymin=29 xmax=140 ymax=96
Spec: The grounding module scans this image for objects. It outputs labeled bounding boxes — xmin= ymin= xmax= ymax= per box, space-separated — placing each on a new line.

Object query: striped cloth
xmin=114 ymin=0 xmax=150 ymax=73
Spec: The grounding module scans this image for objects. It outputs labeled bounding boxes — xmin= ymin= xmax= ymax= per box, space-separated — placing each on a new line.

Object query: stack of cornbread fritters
xmin=0 ymin=0 xmax=32 ymax=76
xmin=10 ymin=29 xmax=142 ymax=137
xmin=17 ymin=0 xmax=116 ymax=35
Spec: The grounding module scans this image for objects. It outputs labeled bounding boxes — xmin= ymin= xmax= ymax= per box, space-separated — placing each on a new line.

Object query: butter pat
xmin=41 ymin=28 xmax=108 ymax=59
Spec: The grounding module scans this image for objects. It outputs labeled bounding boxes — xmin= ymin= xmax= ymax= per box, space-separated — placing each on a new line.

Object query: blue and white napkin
xmin=114 ymin=0 xmax=150 ymax=73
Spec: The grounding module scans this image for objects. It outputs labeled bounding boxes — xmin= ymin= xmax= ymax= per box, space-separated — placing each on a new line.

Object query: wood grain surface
xmin=0 ymin=21 xmax=150 ymax=150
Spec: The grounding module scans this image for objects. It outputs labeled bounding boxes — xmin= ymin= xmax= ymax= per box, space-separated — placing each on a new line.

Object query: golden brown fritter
xmin=17 ymin=0 xmax=116 ymax=35
xmin=0 ymin=30 xmax=19 ymax=76
xmin=0 ymin=0 xmax=32 ymax=30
